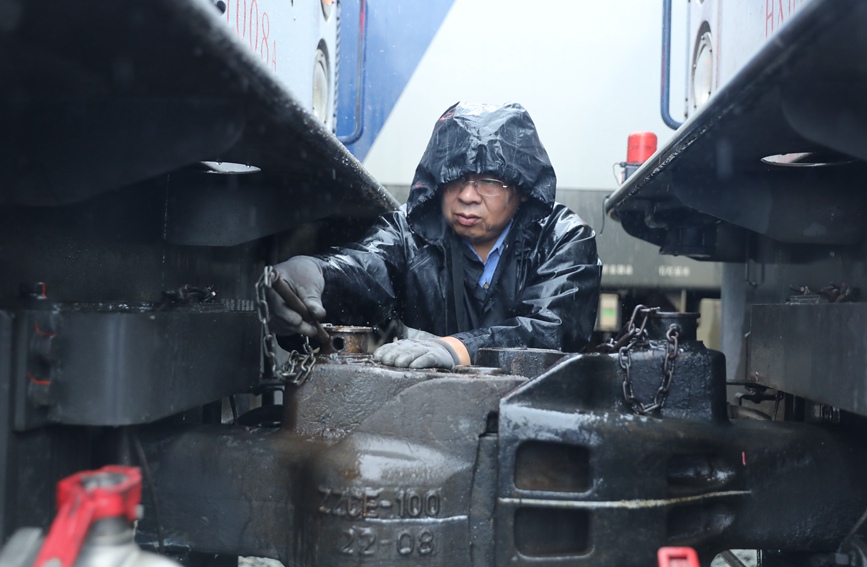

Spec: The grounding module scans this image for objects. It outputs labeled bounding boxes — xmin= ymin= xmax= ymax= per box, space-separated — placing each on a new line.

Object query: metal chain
xmin=610 ymin=305 xmax=681 ymax=415
xmin=617 ymin=305 xmax=655 ymax=414
xmin=255 ymin=266 xmax=318 ymax=386
xmin=656 ymin=324 xmax=680 ymax=408
xmin=603 ymin=304 xmax=657 ymax=354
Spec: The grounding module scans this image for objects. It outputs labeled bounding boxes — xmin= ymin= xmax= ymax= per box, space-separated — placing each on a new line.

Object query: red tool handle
xmin=658 ymin=547 xmax=700 ymax=567
xmin=33 ymin=466 xmax=142 ymax=567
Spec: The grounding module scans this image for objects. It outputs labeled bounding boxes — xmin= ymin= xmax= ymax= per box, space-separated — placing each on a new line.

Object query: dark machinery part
xmin=321 ymin=326 xmax=375 ymax=355
xmin=0 ymin=0 xmax=396 ymax=544
xmin=3 ymin=1 xmax=867 ymax=566
xmin=747 ymin=303 xmax=867 ymax=417
xmin=606 ymin=0 xmax=867 ymax=260
xmin=6 ymin=294 xmax=259 ymax=429
xmin=0 ymin=0 xmax=396 ymax=227
xmin=602 ymin=0 xmax=867 ymax=420
xmin=134 ymin=321 xmax=867 ymax=567
xmin=601 ymin=0 xmax=867 ymax=565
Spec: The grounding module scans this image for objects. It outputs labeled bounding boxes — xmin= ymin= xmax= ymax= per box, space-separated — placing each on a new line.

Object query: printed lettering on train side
xmin=765 ymin=0 xmax=810 ymax=38
xmin=224 ymin=0 xmax=278 ymax=72
xmin=601 ymin=264 xmax=634 ymax=277
xmin=658 ymin=265 xmax=691 ymax=278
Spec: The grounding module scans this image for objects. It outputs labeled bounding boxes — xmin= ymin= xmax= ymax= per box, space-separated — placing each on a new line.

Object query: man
xmin=266 ymin=102 xmax=601 ymax=369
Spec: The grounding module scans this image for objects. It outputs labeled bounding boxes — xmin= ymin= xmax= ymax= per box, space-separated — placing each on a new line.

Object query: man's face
xmin=440 ymin=175 xmax=525 ymax=250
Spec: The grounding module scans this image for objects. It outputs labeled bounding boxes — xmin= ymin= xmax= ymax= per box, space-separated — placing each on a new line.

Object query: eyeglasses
xmin=444 ymin=176 xmax=511 ymax=197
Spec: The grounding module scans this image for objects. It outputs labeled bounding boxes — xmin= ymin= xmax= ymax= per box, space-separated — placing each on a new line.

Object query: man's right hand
xmin=265 ymin=256 xmax=326 ymax=336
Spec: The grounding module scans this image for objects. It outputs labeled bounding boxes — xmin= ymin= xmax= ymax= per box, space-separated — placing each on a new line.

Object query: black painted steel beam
xmin=606 ymin=0 xmax=867 ymax=259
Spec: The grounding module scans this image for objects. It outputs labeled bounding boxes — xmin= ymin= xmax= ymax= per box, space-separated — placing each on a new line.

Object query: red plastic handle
xmin=658 ymin=546 xmax=700 ymax=567
xmin=33 ymin=466 xmax=142 ymax=567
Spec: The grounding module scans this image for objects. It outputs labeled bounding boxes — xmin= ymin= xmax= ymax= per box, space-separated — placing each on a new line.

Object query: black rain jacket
xmin=315 ymin=102 xmax=601 ymax=361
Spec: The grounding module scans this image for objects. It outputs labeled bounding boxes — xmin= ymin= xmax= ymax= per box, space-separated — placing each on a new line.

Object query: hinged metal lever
xmin=33 ymin=466 xmax=142 ymax=567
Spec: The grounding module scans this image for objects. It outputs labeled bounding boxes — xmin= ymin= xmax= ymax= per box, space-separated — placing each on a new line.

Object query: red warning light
xmin=626 ymin=131 xmax=658 ymax=164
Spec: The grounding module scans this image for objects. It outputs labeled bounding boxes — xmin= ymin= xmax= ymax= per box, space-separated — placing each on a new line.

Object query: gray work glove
xmin=373 ymin=338 xmax=461 ymax=370
xmin=395 ymin=320 xmax=439 ymax=341
xmin=265 ymin=256 xmax=326 ymax=337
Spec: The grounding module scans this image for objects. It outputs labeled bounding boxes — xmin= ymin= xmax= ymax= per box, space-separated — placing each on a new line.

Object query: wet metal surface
xmin=497 ymin=352 xmax=867 ymax=566
xmin=138 ymin=340 xmax=867 ymax=566
xmin=748 ymin=303 xmax=867 ymax=416
xmin=322 ymin=325 xmax=374 ymax=355
xmin=139 ymin=358 xmax=526 ymax=566
xmin=8 ymin=301 xmax=259 ymax=429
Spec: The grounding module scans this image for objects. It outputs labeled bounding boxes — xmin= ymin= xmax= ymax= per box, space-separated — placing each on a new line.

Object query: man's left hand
xmin=373 ymin=338 xmax=461 ymax=369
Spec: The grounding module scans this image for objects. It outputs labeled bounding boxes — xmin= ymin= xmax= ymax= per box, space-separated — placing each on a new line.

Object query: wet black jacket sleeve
xmin=313 ymin=212 xmax=409 ymax=327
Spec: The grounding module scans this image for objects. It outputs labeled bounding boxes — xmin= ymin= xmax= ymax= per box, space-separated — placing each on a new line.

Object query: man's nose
xmin=457 ymin=182 xmax=482 ymax=202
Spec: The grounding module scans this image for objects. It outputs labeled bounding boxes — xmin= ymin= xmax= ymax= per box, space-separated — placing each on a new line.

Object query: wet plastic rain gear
xmin=315 ymin=102 xmax=601 ymax=361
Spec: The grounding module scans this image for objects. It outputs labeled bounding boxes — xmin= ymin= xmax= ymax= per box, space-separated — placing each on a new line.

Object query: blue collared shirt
xmin=462 ymin=220 xmax=513 ymax=289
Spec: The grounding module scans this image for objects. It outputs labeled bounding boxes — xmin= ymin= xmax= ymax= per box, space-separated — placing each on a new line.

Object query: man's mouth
xmin=455 ymin=213 xmax=480 ymax=227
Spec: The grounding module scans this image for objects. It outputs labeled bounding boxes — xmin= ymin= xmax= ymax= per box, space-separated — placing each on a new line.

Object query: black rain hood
xmin=407 ymin=102 xmax=556 ymax=241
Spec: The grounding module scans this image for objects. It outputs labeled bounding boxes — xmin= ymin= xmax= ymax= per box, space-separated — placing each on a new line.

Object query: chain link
xmin=607 ymin=305 xmax=681 ymax=415
xmin=255 ymin=266 xmax=318 ymax=386
xmin=656 ymin=324 xmax=680 ymax=409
